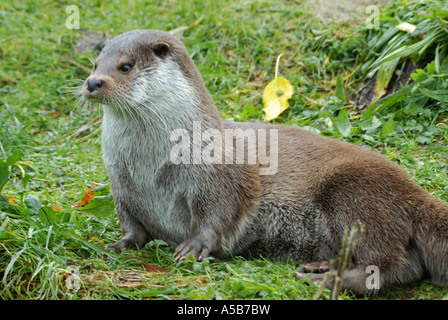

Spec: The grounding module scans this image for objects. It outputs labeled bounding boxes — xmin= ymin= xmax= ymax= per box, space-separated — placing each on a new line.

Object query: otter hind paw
xmin=297 ymin=261 xmax=331 ymax=274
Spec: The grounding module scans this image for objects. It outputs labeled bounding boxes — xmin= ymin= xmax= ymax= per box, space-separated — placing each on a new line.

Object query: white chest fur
xmin=100 ymin=60 xmax=200 ymax=244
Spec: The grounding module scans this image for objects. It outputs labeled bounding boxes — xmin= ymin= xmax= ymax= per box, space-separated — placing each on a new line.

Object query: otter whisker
xmin=61 ymin=86 xmax=83 ymax=97
xmin=117 ymin=96 xmax=140 ymax=127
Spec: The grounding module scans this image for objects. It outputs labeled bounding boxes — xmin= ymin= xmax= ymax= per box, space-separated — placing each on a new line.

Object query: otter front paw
xmin=105 ymin=236 xmax=147 ymax=254
xmin=174 ymin=236 xmax=212 ymax=261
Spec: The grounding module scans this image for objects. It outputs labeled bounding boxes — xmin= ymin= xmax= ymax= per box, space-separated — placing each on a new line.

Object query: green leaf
xmin=0 ymin=161 xmax=9 ymax=192
xmin=426 ymin=61 xmax=436 ymax=75
xmin=0 ymin=194 xmax=22 ymax=215
xmin=92 ymin=184 xmax=111 ymax=196
xmin=411 ymin=68 xmax=428 ymax=83
xmin=37 ymin=206 xmax=70 ymax=226
xmin=38 ymin=206 xmax=59 ymax=226
xmin=380 ymin=117 xmax=395 ymax=138
xmin=80 ymin=194 xmax=115 ymax=218
xmin=0 ymin=194 xmax=10 ymax=212
xmin=0 ymin=150 xmax=24 ymax=193
xmin=6 ymin=150 xmax=23 ymax=167
xmin=335 ymin=75 xmax=346 ymax=102
xmin=361 ymin=134 xmax=375 ymax=143
xmin=416 ymin=135 xmax=432 ymax=144
xmin=25 ymin=194 xmax=42 ymax=214
xmin=22 ymin=173 xmax=33 ymax=189
xmin=418 ymin=87 xmax=448 ymax=102
xmin=334 ymin=110 xmax=352 ymax=137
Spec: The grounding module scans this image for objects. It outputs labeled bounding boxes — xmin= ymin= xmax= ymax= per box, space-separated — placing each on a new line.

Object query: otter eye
xmin=119 ymin=64 xmax=132 ymax=74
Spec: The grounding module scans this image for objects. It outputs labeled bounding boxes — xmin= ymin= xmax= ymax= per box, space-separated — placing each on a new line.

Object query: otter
xmin=81 ymin=29 xmax=448 ymax=295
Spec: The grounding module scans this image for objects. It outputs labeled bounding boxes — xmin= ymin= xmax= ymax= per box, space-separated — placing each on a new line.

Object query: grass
xmin=0 ymin=0 xmax=447 ymax=300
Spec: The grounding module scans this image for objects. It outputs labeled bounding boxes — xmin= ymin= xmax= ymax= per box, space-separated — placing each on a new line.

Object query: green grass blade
xmin=335 ymin=75 xmax=346 ymax=101
xmin=372 ymin=29 xmax=444 ymax=67
xmin=363 ymin=85 xmax=413 ymax=119
xmin=2 ymin=247 xmax=27 ymax=288
xmin=418 ymin=87 xmax=448 ymax=102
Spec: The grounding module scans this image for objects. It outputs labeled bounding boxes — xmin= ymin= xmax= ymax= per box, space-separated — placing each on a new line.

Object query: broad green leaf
xmin=25 ymin=194 xmax=42 ymax=214
xmin=411 ymin=68 xmax=428 ymax=82
xmin=6 ymin=150 xmax=23 ymax=167
xmin=380 ymin=117 xmax=395 ymax=138
xmin=92 ymin=184 xmax=111 ymax=196
xmin=416 ymin=135 xmax=432 ymax=144
xmin=80 ymin=194 xmax=115 ymax=218
xmin=38 ymin=206 xmax=70 ymax=226
xmin=22 ymin=173 xmax=33 ymax=189
xmin=334 ymin=110 xmax=352 ymax=137
xmin=426 ymin=61 xmax=436 ymax=75
xmin=362 ymin=134 xmax=375 ymax=143
xmin=39 ymin=206 xmax=59 ymax=226
xmin=370 ymin=116 xmax=383 ymax=131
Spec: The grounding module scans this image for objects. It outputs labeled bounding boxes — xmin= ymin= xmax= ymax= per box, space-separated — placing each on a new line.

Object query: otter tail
xmin=415 ymin=197 xmax=448 ymax=287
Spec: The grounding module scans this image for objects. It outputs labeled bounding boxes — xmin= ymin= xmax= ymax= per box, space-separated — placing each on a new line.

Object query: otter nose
xmin=86 ymin=78 xmax=105 ymax=92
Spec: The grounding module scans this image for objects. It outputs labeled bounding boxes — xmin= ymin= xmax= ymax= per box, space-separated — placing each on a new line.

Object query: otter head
xmin=82 ymin=29 xmax=206 ymax=121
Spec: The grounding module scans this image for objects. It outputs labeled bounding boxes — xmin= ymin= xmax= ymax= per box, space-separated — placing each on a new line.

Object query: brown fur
xmin=81 ymin=29 xmax=448 ymax=296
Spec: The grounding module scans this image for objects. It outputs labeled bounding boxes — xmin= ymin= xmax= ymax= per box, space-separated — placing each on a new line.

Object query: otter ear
xmin=152 ymin=42 xmax=170 ymax=58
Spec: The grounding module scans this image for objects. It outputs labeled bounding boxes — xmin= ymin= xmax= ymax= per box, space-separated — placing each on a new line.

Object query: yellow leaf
xmin=50 ymin=204 xmax=63 ymax=211
xmin=262 ymin=76 xmax=294 ymax=121
xmin=396 ymin=22 xmax=416 ymax=33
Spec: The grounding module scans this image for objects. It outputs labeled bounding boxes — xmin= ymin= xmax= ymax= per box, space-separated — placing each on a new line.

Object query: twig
xmin=274 ymin=53 xmax=284 ymax=79
xmin=313 ymin=221 xmax=365 ymax=300
xmin=312 ymin=272 xmax=331 ymax=300
xmin=68 ymin=59 xmax=92 ymax=74
xmin=0 ymin=242 xmax=12 ymax=257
